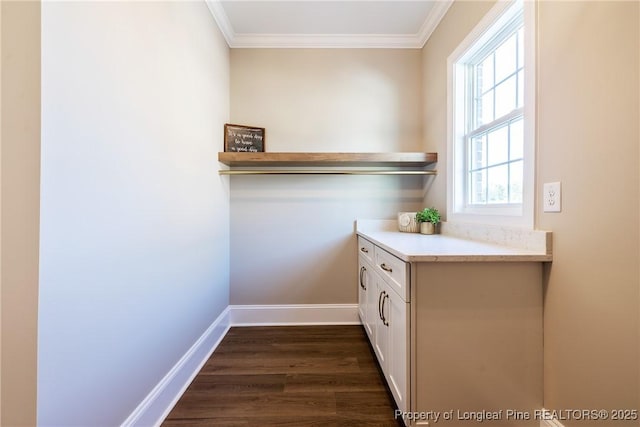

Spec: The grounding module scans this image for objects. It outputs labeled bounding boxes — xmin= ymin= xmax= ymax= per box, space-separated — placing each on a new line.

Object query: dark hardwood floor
xmin=163 ymin=325 xmax=403 ymax=426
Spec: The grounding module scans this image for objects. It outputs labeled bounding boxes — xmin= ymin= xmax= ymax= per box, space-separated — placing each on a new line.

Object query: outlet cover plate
xmin=543 ymin=182 xmax=561 ymax=212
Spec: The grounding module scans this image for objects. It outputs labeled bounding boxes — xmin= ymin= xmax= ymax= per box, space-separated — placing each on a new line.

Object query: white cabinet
xmin=357 ymin=255 xmax=375 ymax=339
xmin=374 ymin=244 xmax=409 ymax=301
xmin=384 ymin=282 xmax=409 ymax=413
xmin=358 ymin=237 xmax=410 ymax=419
xmin=358 ymin=237 xmax=375 ymax=264
xmin=372 ymin=274 xmax=388 ymax=366
xmin=357 ymin=261 xmax=366 ymax=324
xmin=372 ymin=269 xmax=409 ymax=416
xmin=357 ymin=231 xmax=545 ymax=427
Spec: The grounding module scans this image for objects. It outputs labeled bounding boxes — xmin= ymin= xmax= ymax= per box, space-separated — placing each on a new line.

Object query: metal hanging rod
xmin=218 ymin=169 xmax=438 ymax=175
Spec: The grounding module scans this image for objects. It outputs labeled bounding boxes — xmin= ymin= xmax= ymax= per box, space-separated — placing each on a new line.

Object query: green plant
xmin=415 ymin=207 xmax=441 ymax=225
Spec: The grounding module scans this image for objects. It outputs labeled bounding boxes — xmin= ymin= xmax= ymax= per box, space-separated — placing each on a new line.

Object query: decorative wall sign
xmin=224 ymin=123 xmax=265 ymax=153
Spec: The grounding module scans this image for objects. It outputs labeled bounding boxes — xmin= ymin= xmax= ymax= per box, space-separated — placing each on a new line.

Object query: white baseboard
xmin=121 ymin=303 xmax=359 ymax=426
xmin=539 ymin=409 xmax=565 ymax=427
xmin=229 ymin=303 xmax=360 ymax=326
xmin=121 ymin=307 xmax=231 ymax=427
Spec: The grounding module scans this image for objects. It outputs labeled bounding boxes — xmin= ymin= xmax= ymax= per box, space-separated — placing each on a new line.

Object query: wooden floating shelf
xmin=217 ymin=152 xmax=438 ymax=168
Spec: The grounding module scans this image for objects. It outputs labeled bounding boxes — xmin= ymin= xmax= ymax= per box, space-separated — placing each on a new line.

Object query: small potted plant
xmin=415 ymin=207 xmax=441 ymax=235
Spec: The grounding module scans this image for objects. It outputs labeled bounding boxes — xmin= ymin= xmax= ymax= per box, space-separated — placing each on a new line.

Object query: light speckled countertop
xmin=356 ymin=220 xmax=552 ymax=263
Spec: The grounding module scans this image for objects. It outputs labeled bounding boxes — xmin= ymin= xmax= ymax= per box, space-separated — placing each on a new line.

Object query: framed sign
xmin=224 ymin=123 xmax=265 ymax=153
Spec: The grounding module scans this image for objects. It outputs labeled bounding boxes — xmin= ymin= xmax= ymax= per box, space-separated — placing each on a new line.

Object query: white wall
xmin=229 ymin=49 xmax=426 ymax=305
xmin=38 ymin=2 xmax=230 ymax=425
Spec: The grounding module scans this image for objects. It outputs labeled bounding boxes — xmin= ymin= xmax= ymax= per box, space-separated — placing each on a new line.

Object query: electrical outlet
xmin=543 ymin=182 xmax=561 ymax=213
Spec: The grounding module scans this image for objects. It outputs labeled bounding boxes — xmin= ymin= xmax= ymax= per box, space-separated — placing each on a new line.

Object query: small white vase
xmin=420 ymin=222 xmax=436 ymax=235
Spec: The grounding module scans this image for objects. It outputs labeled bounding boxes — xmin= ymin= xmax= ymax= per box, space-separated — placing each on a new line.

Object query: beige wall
xmin=422 ymin=0 xmax=495 ymax=218
xmin=423 ymin=1 xmax=640 ymax=424
xmin=0 ymin=1 xmax=41 ymax=425
xmin=229 ymin=49 xmax=425 ymax=305
xmin=537 ymin=2 xmax=639 ymax=423
xmin=1 ymin=1 xmax=3 ymax=422
xmin=231 ymin=49 xmax=423 ymax=152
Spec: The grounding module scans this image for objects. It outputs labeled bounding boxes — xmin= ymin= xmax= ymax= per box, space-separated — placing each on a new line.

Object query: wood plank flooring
xmin=163 ymin=325 xmax=403 ymax=426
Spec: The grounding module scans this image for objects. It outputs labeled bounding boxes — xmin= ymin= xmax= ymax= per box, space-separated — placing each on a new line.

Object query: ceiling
xmin=205 ymin=1 xmax=454 ymax=48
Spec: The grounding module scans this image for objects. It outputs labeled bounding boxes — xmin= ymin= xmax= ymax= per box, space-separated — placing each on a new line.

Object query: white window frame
xmin=447 ymin=0 xmax=536 ymax=228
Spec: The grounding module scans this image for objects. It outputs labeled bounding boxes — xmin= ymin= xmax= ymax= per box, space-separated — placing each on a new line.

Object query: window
xmin=448 ymin=0 xmax=535 ymax=228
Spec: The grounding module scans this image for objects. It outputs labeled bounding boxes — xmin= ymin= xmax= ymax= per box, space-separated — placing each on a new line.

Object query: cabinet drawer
xmin=374 ymin=246 xmax=409 ymax=301
xmin=357 ymin=236 xmax=375 ymax=264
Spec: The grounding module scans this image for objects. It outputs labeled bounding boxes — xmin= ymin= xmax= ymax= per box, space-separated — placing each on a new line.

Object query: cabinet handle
xmin=360 ymin=247 xmax=369 ymax=254
xmin=378 ymin=291 xmax=385 ymax=321
xmin=359 ymin=266 xmax=367 ymax=290
xmin=381 ymin=293 xmax=389 ymax=327
xmin=380 ymin=263 xmax=393 ymax=273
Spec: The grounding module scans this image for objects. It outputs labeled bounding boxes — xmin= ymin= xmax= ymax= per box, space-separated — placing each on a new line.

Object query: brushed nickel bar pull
xmin=381 ymin=293 xmax=389 ymax=327
xmin=359 ymin=266 xmax=367 ymax=290
xmin=219 ymin=169 xmax=437 ymax=175
xmin=380 ymin=263 xmax=393 ymax=273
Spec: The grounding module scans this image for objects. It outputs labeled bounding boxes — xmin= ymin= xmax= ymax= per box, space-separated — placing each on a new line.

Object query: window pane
xmin=494 ymin=33 xmax=517 ymax=83
xmin=471 ymin=135 xmax=486 ymax=170
xmin=470 ymin=169 xmax=487 ymax=204
xmin=510 ymin=118 xmax=524 ymax=160
xmin=487 ymin=125 xmax=509 ymax=166
xmin=517 ymin=27 xmax=524 ymax=69
xmin=517 ymin=70 xmax=524 ymax=108
xmin=457 ymin=7 xmax=527 ymax=213
xmin=478 ymin=54 xmax=494 ymax=93
xmin=487 ymin=164 xmax=509 ymax=204
xmin=494 ymin=76 xmax=516 ymax=119
xmin=509 ymin=160 xmax=523 ymax=203
xmin=479 ymin=90 xmax=494 ymax=125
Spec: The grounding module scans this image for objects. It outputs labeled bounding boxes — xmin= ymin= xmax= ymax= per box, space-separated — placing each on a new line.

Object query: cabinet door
xmin=358 ymin=259 xmax=365 ymax=322
xmin=374 ymin=246 xmax=410 ymax=301
xmin=384 ymin=287 xmax=409 ymax=414
xmin=357 ymin=237 xmax=375 ymax=265
xmin=358 ymin=257 xmax=378 ymax=340
xmin=365 ymin=265 xmax=378 ymax=340
xmin=373 ymin=275 xmax=389 ymax=369
xmin=357 ymin=257 xmax=371 ymax=336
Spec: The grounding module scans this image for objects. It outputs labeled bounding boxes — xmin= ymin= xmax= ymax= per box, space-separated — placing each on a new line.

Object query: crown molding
xmin=417 ymin=0 xmax=455 ymax=46
xmin=205 ymin=0 xmax=454 ymax=49
xmin=205 ymin=0 xmax=235 ymax=47
xmin=230 ymin=34 xmax=424 ymax=49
